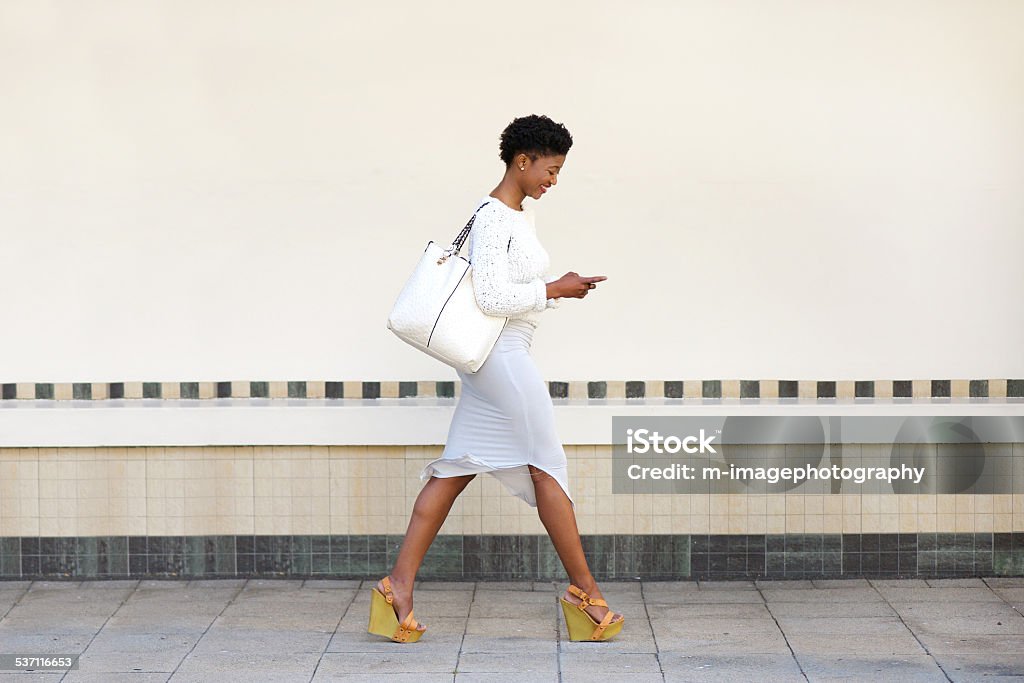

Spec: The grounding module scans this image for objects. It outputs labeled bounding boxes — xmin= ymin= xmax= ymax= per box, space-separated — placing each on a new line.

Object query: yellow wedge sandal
xmin=367 ymin=576 xmax=425 ymax=643
xmin=559 ymin=584 xmax=625 ymax=641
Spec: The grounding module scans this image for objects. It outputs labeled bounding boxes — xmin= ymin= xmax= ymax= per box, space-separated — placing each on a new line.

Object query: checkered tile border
xmin=2 ymin=379 xmax=1022 ymax=400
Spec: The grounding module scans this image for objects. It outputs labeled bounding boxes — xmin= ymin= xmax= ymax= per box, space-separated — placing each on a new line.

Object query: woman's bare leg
xmin=529 ymin=465 xmax=623 ymax=624
xmin=377 ymin=473 xmax=476 ymax=630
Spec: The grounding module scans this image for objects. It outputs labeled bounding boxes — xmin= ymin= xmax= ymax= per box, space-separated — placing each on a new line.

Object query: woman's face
xmin=517 ymin=153 xmax=566 ymax=201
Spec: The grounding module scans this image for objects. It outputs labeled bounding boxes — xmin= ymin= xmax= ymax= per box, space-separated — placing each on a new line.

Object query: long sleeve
xmin=544 ymin=274 xmax=561 ymax=309
xmin=470 ymin=207 xmax=549 ymax=316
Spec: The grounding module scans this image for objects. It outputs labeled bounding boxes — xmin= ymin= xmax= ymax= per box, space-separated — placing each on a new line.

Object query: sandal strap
xmin=392 ymin=609 xmax=419 ymax=641
xmin=567 ymin=584 xmax=608 ymax=609
xmin=380 ymin=576 xmax=394 ymax=604
xmin=590 ymin=610 xmax=616 ymax=640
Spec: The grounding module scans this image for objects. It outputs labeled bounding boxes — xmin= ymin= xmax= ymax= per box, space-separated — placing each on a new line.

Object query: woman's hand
xmin=547 ymin=272 xmax=607 ymax=299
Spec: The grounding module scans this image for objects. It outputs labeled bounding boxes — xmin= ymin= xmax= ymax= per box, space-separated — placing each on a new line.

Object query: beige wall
xmin=2 ymin=1 xmax=1022 ymax=382
xmin=1 ymin=445 xmax=1021 ymax=538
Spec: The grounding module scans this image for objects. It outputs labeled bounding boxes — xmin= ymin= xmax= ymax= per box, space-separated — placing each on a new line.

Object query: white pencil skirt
xmin=420 ymin=318 xmax=575 ymax=509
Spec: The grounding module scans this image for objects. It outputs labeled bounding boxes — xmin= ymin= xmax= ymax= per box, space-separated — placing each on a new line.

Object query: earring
xmin=520 ymin=166 xmax=525 ymax=171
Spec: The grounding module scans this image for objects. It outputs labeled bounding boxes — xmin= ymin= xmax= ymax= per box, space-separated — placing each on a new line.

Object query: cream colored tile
xmin=989 ymin=379 xmax=1007 ymax=398
xmin=567 ymin=381 xmax=587 ymax=400
xmin=721 ymin=380 xmax=740 ymax=399
xmin=836 ymin=381 xmax=855 ymax=399
xmin=683 ymin=380 xmax=702 ymax=399
xmin=798 ymin=380 xmax=816 ymax=399
xmin=759 ymin=380 xmax=779 ymax=399
xmin=124 ymin=381 xmax=144 ymax=399
xmin=306 ymin=381 xmax=326 ymax=399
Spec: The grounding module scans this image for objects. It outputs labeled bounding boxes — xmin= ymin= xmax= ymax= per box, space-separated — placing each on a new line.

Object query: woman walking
xmin=368 ymin=114 xmax=623 ymax=643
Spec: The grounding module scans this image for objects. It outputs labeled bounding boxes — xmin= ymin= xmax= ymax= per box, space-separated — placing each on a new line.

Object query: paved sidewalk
xmin=0 ymin=577 xmax=1022 ymax=682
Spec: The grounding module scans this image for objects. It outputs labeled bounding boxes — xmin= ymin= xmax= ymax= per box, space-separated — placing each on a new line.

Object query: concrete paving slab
xmin=769 ymin=601 xmax=898 ymax=618
xmin=786 ymin=632 xmax=927 ymax=656
xmin=761 ymin=587 xmax=886 ymax=603
xmin=914 ymin=633 xmax=1024 ymax=654
xmin=415 ymin=580 xmax=476 ymax=591
xmin=186 ymin=579 xmax=247 ymax=589
xmin=76 ymin=633 xmax=198 ymax=673
xmin=796 ymin=654 xmax=947 ymax=681
xmin=317 ymin=675 xmax=455 ymax=683
xmin=173 ymin=651 xmax=322 ymax=679
xmin=991 ymin=588 xmax=1024 ymax=606
xmin=650 ymin=615 xmax=781 ymax=637
xmin=889 ymin=601 xmax=1024 ymax=620
xmin=646 ymin=602 xmax=772 ymax=619
xmin=64 ymin=674 xmax=170 ymax=682
xmin=926 ymin=578 xmax=988 ymax=588
xmin=932 ymin=653 xmax=1024 ymax=680
xmin=454 ymin=675 xmax=553 ymax=683
xmin=559 ymin=651 xmax=661 ymax=673
xmin=315 ymin=650 xmax=459 ymax=674
xmin=187 ymin=628 xmax=332 ymax=655
xmin=212 ymin=614 xmax=338 ymax=633
xmin=871 ymin=579 xmax=931 ymax=588
xmin=644 ymin=590 xmax=766 ymax=605
xmin=654 ymin=632 xmax=792 ymax=656
xmin=0 ymin=632 xmax=93 ymax=651
xmin=563 ymin=675 xmax=663 ymax=683
xmin=660 ymin=653 xmax=803 ymax=682
xmin=900 ymin=615 xmax=1024 ymax=636
xmin=697 ymin=580 xmax=757 ymax=590
xmin=465 ymin=617 xmax=555 ymax=637
xmin=872 ymin=586 xmax=1004 ymax=602
xmin=301 ymin=579 xmax=361 ymax=589
xmin=774 ymin=616 xmax=912 ymax=635
xmin=756 ymin=580 xmax=817 ymax=590
xmin=171 ymin=673 xmax=311 ymax=683
xmin=136 ymin=581 xmax=190 ymax=590
xmin=812 ymin=579 xmax=872 ymax=589
xmin=0 ymin=581 xmax=33 ymax=590
xmin=27 ymin=581 xmax=83 ymax=590
xmin=459 ymin=635 xmax=558 ymax=654
xmin=3 ymin=578 xmax=1023 ymax=679
xmin=468 ymin=601 xmax=553 ymax=619
xmin=456 ymin=651 xmax=559 ymax=673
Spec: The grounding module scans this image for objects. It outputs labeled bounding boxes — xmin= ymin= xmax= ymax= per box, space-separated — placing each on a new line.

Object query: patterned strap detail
xmin=590 ymin=610 xmax=616 ymax=640
xmin=393 ymin=609 xmax=419 ymax=642
xmin=567 ymin=584 xmax=608 ymax=610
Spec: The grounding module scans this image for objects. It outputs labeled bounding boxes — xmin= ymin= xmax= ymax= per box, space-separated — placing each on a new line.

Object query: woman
xmin=368 ymin=114 xmax=623 ymax=643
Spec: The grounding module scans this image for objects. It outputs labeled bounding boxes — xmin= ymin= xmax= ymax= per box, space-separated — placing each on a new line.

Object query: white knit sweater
xmin=466 ymin=195 xmax=560 ymax=327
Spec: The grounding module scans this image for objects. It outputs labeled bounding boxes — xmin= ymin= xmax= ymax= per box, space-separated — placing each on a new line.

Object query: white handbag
xmin=386 ymin=200 xmax=512 ymax=374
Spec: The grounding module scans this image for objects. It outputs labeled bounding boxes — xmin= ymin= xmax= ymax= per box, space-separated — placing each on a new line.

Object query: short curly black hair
xmin=499 ymin=114 xmax=573 ymax=167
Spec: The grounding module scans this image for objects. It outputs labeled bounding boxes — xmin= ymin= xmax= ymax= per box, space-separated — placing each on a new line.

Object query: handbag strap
xmin=449 ymin=200 xmax=512 ymax=256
